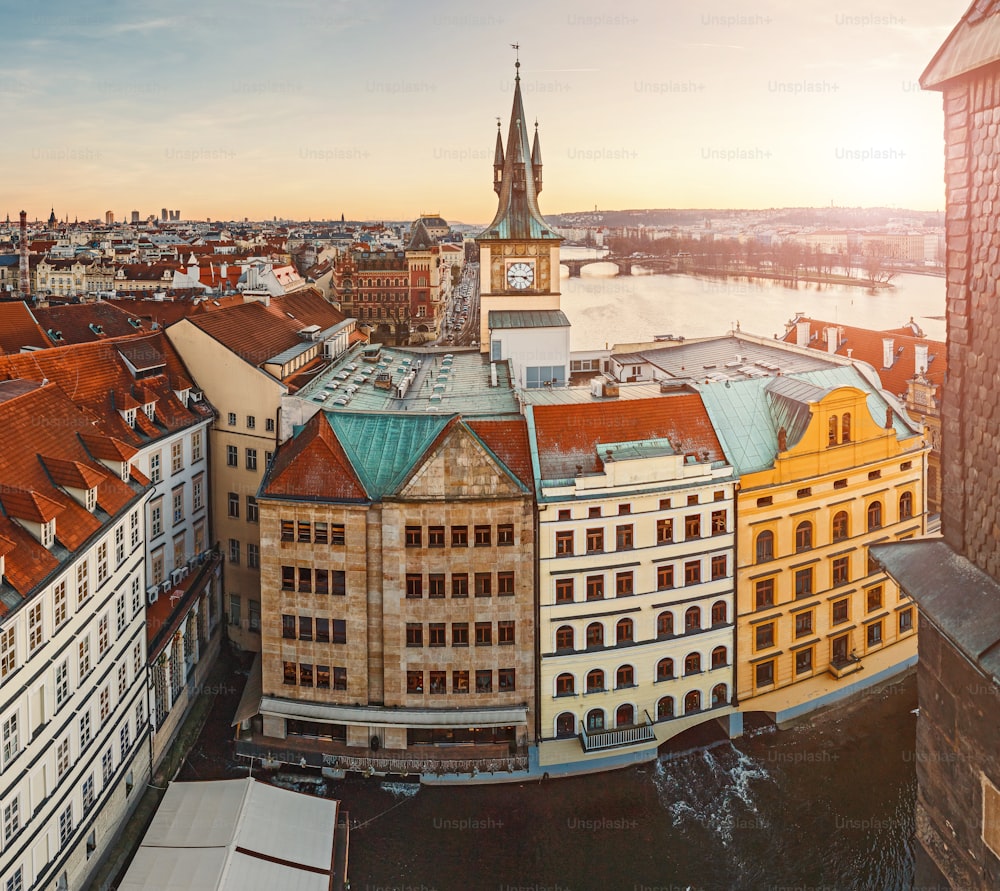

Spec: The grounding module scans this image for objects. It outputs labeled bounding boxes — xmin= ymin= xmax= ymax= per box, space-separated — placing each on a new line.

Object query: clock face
xmin=506 ymin=262 xmax=534 ymax=290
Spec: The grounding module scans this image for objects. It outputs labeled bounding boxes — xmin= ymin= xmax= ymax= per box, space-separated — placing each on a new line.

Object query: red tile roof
xmin=0 ymin=302 xmax=49 ymax=354
xmin=468 ymin=418 xmax=534 ymax=490
xmin=532 ymin=394 xmax=725 ymax=480
xmin=264 ymin=414 xmax=368 ymax=502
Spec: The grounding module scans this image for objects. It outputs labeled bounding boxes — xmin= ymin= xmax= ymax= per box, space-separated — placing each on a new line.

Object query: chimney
xmin=796 ymin=320 xmax=810 ymax=347
xmin=882 ymin=338 xmax=894 ymax=368
xmin=826 ymin=326 xmax=838 ymax=353
xmin=914 ymin=343 xmax=929 ymax=376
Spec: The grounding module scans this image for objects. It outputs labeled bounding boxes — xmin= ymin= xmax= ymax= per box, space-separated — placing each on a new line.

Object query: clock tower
xmin=476 ymin=54 xmax=570 ymax=388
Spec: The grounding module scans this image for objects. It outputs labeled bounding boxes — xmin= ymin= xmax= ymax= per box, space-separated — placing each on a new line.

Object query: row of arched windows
xmin=554 ymin=647 xmax=728 ymax=696
xmin=554 ymin=684 xmax=730 ymax=736
xmin=754 ymin=493 xmax=913 ymax=564
xmin=828 ymin=412 xmax=852 ymax=446
xmin=555 ymin=603 xmax=729 ymax=652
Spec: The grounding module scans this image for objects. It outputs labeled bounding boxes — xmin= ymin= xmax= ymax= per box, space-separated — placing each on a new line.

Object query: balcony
xmin=579 ymin=714 xmax=656 ymax=752
xmin=827 ymin=654 xmax=863 ymax=679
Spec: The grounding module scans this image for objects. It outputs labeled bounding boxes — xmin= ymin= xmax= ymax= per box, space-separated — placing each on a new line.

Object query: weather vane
xmin=511 ymin=43 xmax=520 ymax=66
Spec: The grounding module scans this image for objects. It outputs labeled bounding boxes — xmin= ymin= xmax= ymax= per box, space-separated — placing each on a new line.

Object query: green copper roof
xmin=324 ymin=411 xmax=452 ymax=497
xmin=488 ymin=309 xmax=570 ymax=329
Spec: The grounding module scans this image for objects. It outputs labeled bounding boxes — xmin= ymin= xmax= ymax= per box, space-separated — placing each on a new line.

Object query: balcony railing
xmin=579 ymin=713 xmax=656 ymax=752
xmin=321 ymin=753 xmax=528 ymax=777
xmin=828 ymin=654 xmax=863 ymax=679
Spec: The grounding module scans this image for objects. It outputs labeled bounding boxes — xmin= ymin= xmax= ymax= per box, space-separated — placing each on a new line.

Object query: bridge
xmin=560 ymin=255 xmax=676 ymax=277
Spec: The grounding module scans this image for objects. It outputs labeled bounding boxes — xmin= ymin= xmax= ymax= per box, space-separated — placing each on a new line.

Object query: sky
xmin=0 ymin=0 xmax=972 ymax=224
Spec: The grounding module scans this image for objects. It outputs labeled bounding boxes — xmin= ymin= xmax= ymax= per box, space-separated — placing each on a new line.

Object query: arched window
xmin=685 ymin=606 xmax=701 ymax=633
xmin=657 ymin=696 xmax=674 ymax=720
xmin=556 ymin=712 xmax=575 ymax=738
xmin=755 ymin=530 xmax=775 ymax=563
xmin=867 ymin=500 xmax=883 ymax=531
xmin=616 ymin=618 xmax=634 ymax=644
xmin=684 ymin=690 xmax=702 ymax=714
xmin=795 ymin=521 xmax=813 ymax=552
xmin=828 ymin=415 xmax=839 ymax=446
xmin=586 ymin=669 xmax=605 ymax=693
xmin=832 ymin=510 xmax=849 ymax=542
xmin=556 ymin=673 xmax=575 ymax=696
xmin=899 ymin=491 xmax=913 ymax=520
xmin=684 ymin=652 xmax=701 ymax=675
xmin=712 ymin=683 xmax=728 ymax=707
xmin=586 ymin=622 xmax=604 ymax=649
xmin=711 ymin=646 xmax=727 ymax=669
xmin=657 ymin=612 xmax=674 ymax=638
xmin=656 ymin=658 xmax=674 ymax=681
xmin=711 ymin=601 xmax=727 ymax=626
xmin=616 ymin=703 xmax=635 ymax=727
xmin=555 ymin=626 xmax=574 ymax=651
xmin=585 ymin=709 xmax=605 ymax=732
xmin=842 ymin=413 xmax=851 ymax=443
xmin=616 ymin=664 xmax=634 ymax=689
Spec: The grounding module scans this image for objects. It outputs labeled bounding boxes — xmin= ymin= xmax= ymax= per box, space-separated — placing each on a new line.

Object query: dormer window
xmin=120 ymin=461 xmax=130 ymax=482
xmin=40 ymin=520 xmax=55 ymax=549
xmin=124 ymin=409 xmax=136 ymax=428
xmin=143 ymin=402 xmax=155 ymax=421
xmin=85 ymin=487 xmax=97 ymax=512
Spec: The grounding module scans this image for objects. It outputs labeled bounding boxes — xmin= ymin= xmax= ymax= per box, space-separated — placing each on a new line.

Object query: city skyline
xmin=2 ymin=0 xmax=970 ymax=223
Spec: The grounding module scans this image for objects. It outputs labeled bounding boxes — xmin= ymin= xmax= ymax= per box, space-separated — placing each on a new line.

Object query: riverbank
xmin=685 ymin=265 xmax=897 ymax=289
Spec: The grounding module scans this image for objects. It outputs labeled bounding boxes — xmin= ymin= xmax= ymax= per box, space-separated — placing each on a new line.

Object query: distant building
xmin=105 ymin=210 xmax=114 ymax=226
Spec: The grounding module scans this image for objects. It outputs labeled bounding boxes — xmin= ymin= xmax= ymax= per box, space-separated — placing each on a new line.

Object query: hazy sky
xmin=1 ymin=0 xmax=970 ymax=224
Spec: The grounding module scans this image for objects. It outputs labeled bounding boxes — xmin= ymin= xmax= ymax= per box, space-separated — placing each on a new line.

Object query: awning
xmin=231 ymin=651 xmax=263 ymax=727
xmin=259 ymin=696 xmax=528 ymax=728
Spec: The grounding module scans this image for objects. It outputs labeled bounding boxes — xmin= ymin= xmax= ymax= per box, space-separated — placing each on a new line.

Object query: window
xmin=684 ymin=561 xmax=701 ymax=585
xmin=556 ymin=626 xmax=574 ymax=651
xmin=585 ymin=575 xmax=604 ymax=601
xmin=0 ymin=631 xmax=14 ymax=680
xmin=298 ymin=615 xmax=313 ymax=641
xmin=795 ymin=611 xmax=813 ymax=638
xmin=149 ymin=452 xmax=161 ymax=483
xmin=76 ymin=561 xmax=90 ymax=605
xmin=794 ymin=567 xmax=813 ymax=599
xmin=101 ymin=747 xmax=113 ymax=784
xmin=452 ymin=670 xmax=470 ymax=694
xmin=405 ymin=526 xmax=421 ymax=548
xmin=711 ymin=510 xmax=727 ymax=535
xmin=115 ymin=525 xmax=125 ymax=564
xmin=755 ymin=622 xmax=775 ymax=650
xmin=656 ymin=518 xmax=673 ymax=544
xmin=78 ymin=636 xmax=90 ymax=678
xmin=283 ymin=662 xmax=297 ymax=685
xmin=899 ymin=491 xmax=914 ymax=520
xmin=428 ymin=623 xmax=446 ymax=647
xmin=282 ymin=615 xmax=296 ymax=639
xmin=867 ymin=501 xmax=883 ymax=530
xmin=429 ymin=671 xmax=446 ymax=694
xmin=586 ymin=622 xmax=604 ymax=649
xmin=586 ymin=669 xmax=605 ymax=693
xmin=247 ymin=543 xmax=259 ymax=570
xmin=227 ymin=492 xmax=239 ymax=518
xmin=711 ymin=601 xmax=727 ymax=626
xmin=451 ymin=526 xmax=468 ymax=547
xmin=555 ymin=530 xmax=574 ymax=555
xmin=5 ymin=868 xmax=22 ymax=891
xmin=899 ymin=608 xmax=914 ymax=633
xmin=248 ymin=600 xmax=260 ymax=632
xmin=589 ymin=506 xmax=602 ymax=518
xmin=757 ymin=496 xmax=773 ymax=507
xmin=297 ymin=521 xmax=310 ymax=543
xmin=795 ymin=521 xmax=813 ymax=552
xmin=428 ymin=526 xmax=445 ymax=547
xmin=57 ymin=737 xmax=70 ymax=777
xmin=498 ymin=669 xmax=515 ymax=691
xmin=586 ymin=528 xmax=604 ymax=553
xmin=226 ymin=445 xmax=237 ymax=467
xmin=657 ymin=612 xmax=674 ymax=638
xmin=474 ymin=573 xmax=492 ymax=597
xmin=755 ymin=660 xmax=775 ymax=687
xmin=556 ymin=673 xmax=575 ymax=696
xmin=616 ymin=618 xmax=634 ymax=644
xmin=54 ymin=580 xmax=68 ymax=631
xmin=475 ymin=622 xmax=492 ymax=646
xmin=832 ymin=511 xmax=849 ymax=542
xmin=755 ymin=530 xmax=774 ymax=563
xmin=3 ymin=796 xmax=19 ymax=843
xmin=227 ymin=411 xmax=237 ymax=426
xmin=1 ymin=715 xmax=18 ymax=767
xmin=657 ymin=564 xmax=674 ymax=590
xmin=452 ymin=574 xmax=468 ymax=598
xmin=229 ymin=539 xmax=240 ymax=565
xmin=615 ymin=571 xmax=634 ymax=597
xmin=586 ymin=708 xmax=605 ymax=731
xmin=755 ymin=578 xmax=775 ymax=610
xmin=266 ymin=417 xmax=275 ymax=433
xmin=832 ymin=598 xmax=849 ymax=625
xmin=685 ymin=606 xmax=701 ymax=633
xmin=246 ymin=496 xmax=258 ymax=523
xmin=828 ymin=414 xmax=838 ymax=446
xmin=711 ymin=554 xmax=727 ymax=580
xmin=867 ymin=585 xmax=883 ymax=612
xmin=97 ymin=542 xmax=108 ymax=584
xmin=795 ymin=648 xmax=813 ymax=675
xmin=832 ymin=556 xmax=850 ymax=587
xmin=498 ymin=571 xmax=514 ymax=596
xmin=656 ymin=658 xmax=674 ymax=681
xmin=866 ymin=620 xmax=883 ymax=647
xmin=657 ymin=697 xmax=674 ymax=720
xmin=406 ymin=671 xmax=424 ymax=693
xmin=616 ymin=665 xmax=634 ymax=689
xmin=557 ymin=509 xmax=572 ymax=521
xmin=711 ymin=646 xmax=727 ymax=669
xmin=405 ymin=574 xmax=423 ymax=599
xmin=842 ymin=413 xmax=851 ymax=443
xmin=331 ymin=524 xmax=346 ymax=545
xmin=192 ymin=430 xmax=203 ymax=462
xmin=246 ymin=414 xmax=255 ymax=430
xmin=451 ymin=623 xmax=469 ymax=647
xmin=280 ymin=520 xmax=294 ymax=542
xmin=474 ymin=525 xmax=491 ymax=547
xmin=498 ymin=621 xmax=515 ymax=644
xmin=476 ymin=670 xmax=492 ymax=693
xmin=171 ymin=440 xmax=183 ymax=474
xmin=55 ymin=660 xmax=70 ymax=708
xmin=59 ymin=803 xmax=73 ymax=847
xmin=684 ymin=652 xmax=701 ymax=675
xmin=428 ymin=574 xmax=445 ymax=598
xmin=99 ymin=614 xmax=109 ymax=655
xmin=684 ymin=515 xmax=701 ymax=539
xmin=616 ymin=524 xmax=633 ymax=551
xmin=28 ymin=604 xmax=42 ymax=654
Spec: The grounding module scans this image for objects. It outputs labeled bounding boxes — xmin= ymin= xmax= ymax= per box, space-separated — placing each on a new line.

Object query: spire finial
xmin=511 ymin=43 xmax=520 ymax=79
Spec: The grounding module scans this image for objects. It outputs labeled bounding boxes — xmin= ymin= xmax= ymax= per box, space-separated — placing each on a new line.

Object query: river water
xmin=557 ymin=247 xmax=946 ymax=350
xmin=331 ymin=673 xmax=917 ymax=891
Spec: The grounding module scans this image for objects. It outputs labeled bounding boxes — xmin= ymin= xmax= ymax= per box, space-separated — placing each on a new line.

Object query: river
xmin=557 ymin=247 xmax=946 ymax=350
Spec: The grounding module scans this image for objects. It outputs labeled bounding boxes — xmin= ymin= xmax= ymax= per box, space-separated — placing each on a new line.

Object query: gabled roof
xmin=531 ymin=393 xmax=725 ymax=481
xmin=0 ymin=302 xmax=48 ymax=354
xmin=32 ymin=302 xmax=150 ymax=345
xmin=922 ymin=0 xmax=1000 ymax=89
xmin=41 ymin=455 xmax=106 ymax=490
xmin=466 ymin=418 xmax=533 ymax=490
xmin=405 ymin=219 xmax=437 ymax=251
xmin=263 ymin=416 xmax=368 ymax=502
